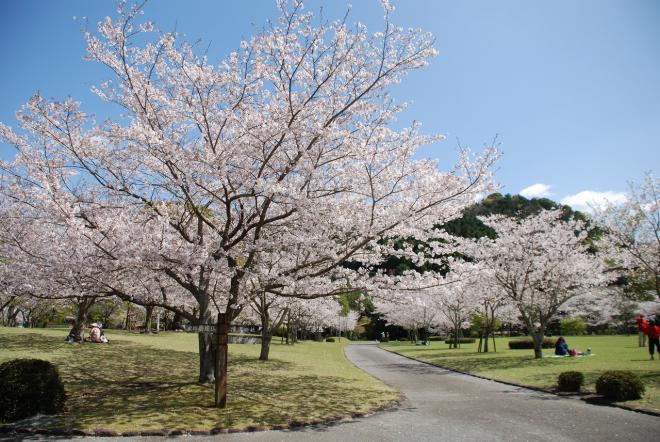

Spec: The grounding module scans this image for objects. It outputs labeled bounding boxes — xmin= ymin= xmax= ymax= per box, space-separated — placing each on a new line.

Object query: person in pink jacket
xmin=89 ymin=323 xmax=102 ymax=343
xmin=636 ymin=315 xmax=660 ymax=360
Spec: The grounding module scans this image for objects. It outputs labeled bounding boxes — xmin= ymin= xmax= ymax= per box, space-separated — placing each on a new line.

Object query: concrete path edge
xmin=377 ymin=344 xmax=660 ymax=418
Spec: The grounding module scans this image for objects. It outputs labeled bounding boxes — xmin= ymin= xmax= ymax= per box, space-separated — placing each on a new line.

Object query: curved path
xmin=23 ymin=343 xmax=659 ymax=442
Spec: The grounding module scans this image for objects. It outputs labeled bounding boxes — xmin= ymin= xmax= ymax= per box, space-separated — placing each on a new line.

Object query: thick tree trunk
xmin=260 ymin=332 xmax=272 ymax=361
xmin=532 ymin=330 xmax=544 ymax=359
xmin=144 ymin=305 xmax=154 ymax=334
xmin=215 ymin=313 xmax=230 ymax=408
xmin=198 ymin=331 xmax=216 ymax=384
xmin=71 ymin=297 xmax=95 ymax=342
xmin=259 ymin=309 xmax=273 ymax=361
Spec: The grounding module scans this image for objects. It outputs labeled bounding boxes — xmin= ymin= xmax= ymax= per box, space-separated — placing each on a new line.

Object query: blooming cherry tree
xmin=595 ymin=173 xmax=660 ymax=300
xmin=0 ymin=1 xmax=496 ymax=406
xmin=466 ymin=209 xmax=607 ymax=358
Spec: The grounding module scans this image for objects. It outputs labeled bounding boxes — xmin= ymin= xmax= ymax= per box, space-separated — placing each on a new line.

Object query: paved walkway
xmin=15 ymin=343 xmax=659 ymax=441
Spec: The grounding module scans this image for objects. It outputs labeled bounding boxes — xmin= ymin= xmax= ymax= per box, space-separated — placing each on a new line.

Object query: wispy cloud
xmin=560 ymin=190 xmax=627 ymax=212
xmin=520 ymin=183 xmax=553 ymax=199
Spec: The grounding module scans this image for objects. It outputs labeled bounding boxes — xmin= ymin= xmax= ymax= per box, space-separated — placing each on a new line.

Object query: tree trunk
xmin=71 ymin=297 xmax=95 ymax=342
xmin=144 ymin=305 xmax=154 ymax=334
xmin=198 ymin=332 xmax=216 ymax=383
xmin=124 ymin=301 xmax=132 ymax=330
xmin=259 ymin=310 xmax=272 ymax=361
xmin=260 ymin=332 xmax=272 ymax=361
xmin=532 ymin=330 xmax=544 ymax=359
xmin=215 ymin=313 xmax=230 ymax=408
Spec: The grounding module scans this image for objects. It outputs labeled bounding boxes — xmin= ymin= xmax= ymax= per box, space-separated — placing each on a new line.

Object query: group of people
xmin=553 ymin=314 xmax=659 ymax=360
xmin=636 ymin=314 xmax=660 ymax=360
xmin=554 ymin=336 xmax=591 ymax=357
xmin=65 ymin=322 xmax=109 ymax=344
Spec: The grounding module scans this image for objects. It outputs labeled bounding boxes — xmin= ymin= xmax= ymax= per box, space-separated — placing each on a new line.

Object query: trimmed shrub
xmin=444 ymin=338 xmax=475 ymax=344
xmin=508 ymin=338 xmax=554 ymax=349
xmin=557 ymin=371 xmax=584 ymax=392
xmin=595 ymin=371 xmax=645 ymax=401
xmin=398 ymin=337 xmax=409 ymax=342
xmin=325 ymin=337 xmax=336 ymax=342
xmin=428 ymin=336 xmax=446 ymax=342
xmin=0 ymin=359 xmax=66 ymax=422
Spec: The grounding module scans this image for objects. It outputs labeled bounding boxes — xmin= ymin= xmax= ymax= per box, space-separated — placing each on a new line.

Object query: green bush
xmin=398 ymin=337 xmax=409 ymax=342
xmin=508 ymin=338 xmax=554 ymax=349
xmin=0 ymin=359 xmax=66 ymax=422
xmin=325 ymin=337 xmax=335 ymax=342
xmin=557 ymin=371 xmax=584 ymax=392
xmin=595 ymin=371 xmax=645 ymax=401
xmin=444 ymin=338 xmax=476 ymax=344
xmin=560 ymin=317 xmax=587 ymax=336
xmin=428 ymin=336 xmax=446 ymax=342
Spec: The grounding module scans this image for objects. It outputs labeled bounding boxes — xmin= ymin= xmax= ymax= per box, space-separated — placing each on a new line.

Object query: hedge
xmin=508 ymin=338 xmax=555 ymax=349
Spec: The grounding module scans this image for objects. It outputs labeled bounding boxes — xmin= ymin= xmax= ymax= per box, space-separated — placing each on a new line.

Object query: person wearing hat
xmin=89 ymin=323 xmax=102 ymax=343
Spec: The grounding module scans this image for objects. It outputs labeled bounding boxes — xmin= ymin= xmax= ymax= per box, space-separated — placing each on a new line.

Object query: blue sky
xmin=1 ymin=0 xmax=659 ymax=212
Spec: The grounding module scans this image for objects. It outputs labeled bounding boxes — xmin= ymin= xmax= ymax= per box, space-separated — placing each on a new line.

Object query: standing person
xmin=554 ymin=336 xmax=570 ymax=356
xmin=636 ymin=315 xmax=660 ymax=360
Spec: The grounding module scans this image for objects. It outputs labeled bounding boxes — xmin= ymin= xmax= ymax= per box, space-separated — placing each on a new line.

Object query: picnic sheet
xmin=544 ymin=354 xmax=595 ymax=358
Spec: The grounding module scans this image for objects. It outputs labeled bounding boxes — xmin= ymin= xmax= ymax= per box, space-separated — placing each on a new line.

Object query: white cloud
xmin=560 ymin=190 xmax=627 ymax=213
xmin=520 ymin=183 xmax=553 ymax=199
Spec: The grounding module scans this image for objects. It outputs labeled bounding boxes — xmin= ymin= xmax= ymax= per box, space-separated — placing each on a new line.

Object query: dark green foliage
xmin=444 ymin=338 xmax=476 ymax=344
xmin=0 ymin=359 xmax=66 ymax=422
xmin=557 ymin=371 xmax=585 ymax=392
xmin=325 ymin=338 xmax=335 ymax=342
xmin=595 ymin=371 xmax=645 ymax=401
xmin=508 ymin=338 xmax=555 ymax=349
xmin=441 ymin=193 xmax=592 ymax=240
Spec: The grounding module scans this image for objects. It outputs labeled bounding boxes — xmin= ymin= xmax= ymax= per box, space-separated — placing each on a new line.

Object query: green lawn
xmin=0 ymin=327 xmax=397 ymax=432
xmin=382 ymin=335 xmax=660 ymax=412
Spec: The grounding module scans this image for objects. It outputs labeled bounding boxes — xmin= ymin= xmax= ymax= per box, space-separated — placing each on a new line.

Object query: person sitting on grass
xmin=636 ymin=314 xmax=660 ymax=360
xmin=555 ymin=336 xmax=570 ymax=356
xmin=89 ymin=323 xmax=103 ymax=343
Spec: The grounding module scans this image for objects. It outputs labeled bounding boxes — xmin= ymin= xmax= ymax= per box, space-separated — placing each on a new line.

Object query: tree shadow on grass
xmin=0 ymin=333 xmax=69 ymax=353
xmin=1 ymin=334 xmax=388 ymax=432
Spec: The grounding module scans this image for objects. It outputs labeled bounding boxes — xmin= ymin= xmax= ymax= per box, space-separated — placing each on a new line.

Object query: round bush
xmin=325 ymin=337 xmax=336 ymax=342
xmin=557 ymin=371 xmax=584 ymax=392
xmin=595 ymin=371 xmax=645 ymax=401
xmin=0 ymin=359 xmax=66 ymax=422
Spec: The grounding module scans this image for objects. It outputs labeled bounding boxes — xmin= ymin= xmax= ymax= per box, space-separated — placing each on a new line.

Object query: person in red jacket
xmin=636 ymin=315 xmax=660 ymax=360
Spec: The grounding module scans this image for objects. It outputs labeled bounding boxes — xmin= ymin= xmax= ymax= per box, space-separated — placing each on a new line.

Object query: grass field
xmin=382 ymin=335 xmax=660 ymax=412
xmin=0 ymin=327 xmax=397 ymax=432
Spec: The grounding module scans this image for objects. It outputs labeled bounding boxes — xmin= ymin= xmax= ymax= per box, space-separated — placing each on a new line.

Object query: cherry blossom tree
xmin=0 ymin=1 xmax=496 ymax=407
xmin=596 ymin=173 xmax=660 ymax=300
xmin=466 ymin=209 xmax=607 ymax=358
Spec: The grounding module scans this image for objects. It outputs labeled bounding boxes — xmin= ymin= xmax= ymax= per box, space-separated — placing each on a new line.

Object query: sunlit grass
xmin=382 ymin=335 xmax=660 ymax=412
xmin=0 ymin=327 xmax=396 ymax=432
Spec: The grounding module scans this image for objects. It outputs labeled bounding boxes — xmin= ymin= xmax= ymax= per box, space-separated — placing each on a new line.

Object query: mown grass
xmin=382 ymin=335 xmax=660 ymax=412
xmin=0 ymin=327 xmax=396 ymax=432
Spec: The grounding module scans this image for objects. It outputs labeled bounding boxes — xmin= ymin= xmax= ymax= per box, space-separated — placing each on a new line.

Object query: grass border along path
xmin=0 ymin=328 xmax=398 ymax=436
xmin=381 ymin=335 xmax=660 ymax=415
